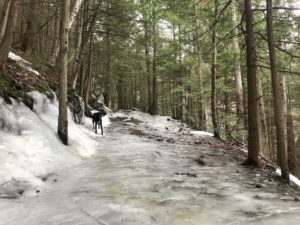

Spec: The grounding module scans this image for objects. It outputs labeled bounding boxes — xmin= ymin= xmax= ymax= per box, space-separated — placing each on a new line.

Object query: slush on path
xmin=1 ymin=110 xmax=300 ymax=225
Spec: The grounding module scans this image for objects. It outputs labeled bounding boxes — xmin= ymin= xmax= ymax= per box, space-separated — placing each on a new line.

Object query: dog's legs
xmin=99 ymin=120 xmax=103 ymax=135
xmin=95 ymin=122 xmax=98 ymax=134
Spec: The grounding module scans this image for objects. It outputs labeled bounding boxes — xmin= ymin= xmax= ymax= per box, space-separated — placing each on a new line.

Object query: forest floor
xmin=1 ymin=111 xmax=300 ymax=225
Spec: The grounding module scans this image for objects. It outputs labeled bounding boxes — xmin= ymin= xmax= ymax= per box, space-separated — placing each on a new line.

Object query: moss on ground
xmin=0 ymin=72 xmax=9 ymax=96
xmin=0 ymin=60 xmax=53 ymax=103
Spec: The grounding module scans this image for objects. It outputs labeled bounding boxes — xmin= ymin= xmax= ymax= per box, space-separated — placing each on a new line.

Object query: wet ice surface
xmin=1 ymin=112 xmax=300 ymax=225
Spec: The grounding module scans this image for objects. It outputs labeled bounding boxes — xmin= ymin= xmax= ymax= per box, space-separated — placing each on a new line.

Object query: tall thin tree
xmin=266 ymin=0 xmax=289 ymax=181
xmin=23 ymin=0 xmax=40 ymax=53
xmin=0 ymin=0 xmax=11 ymax=42
xmin=0 ymin=0 xmax=18 ymax=67
xmin=58 ymin=0 xmax=70 ymax=145
xmin=211 ymin=0 xmax=220 ymax=139
xmin=243 ymin=0 xmax=261 ymax=166
xmin=231 ymin=1 xmax=244 ymax=119
xmin=151 ymin=7 xmax=158 ymax=115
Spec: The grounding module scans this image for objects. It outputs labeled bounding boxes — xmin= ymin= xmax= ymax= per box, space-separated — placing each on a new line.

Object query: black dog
xmin=92 ymin=110 xmax=106 ymax=134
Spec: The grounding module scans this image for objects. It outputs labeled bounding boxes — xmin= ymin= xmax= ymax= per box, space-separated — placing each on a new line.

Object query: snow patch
xmin=8 ymin=52 xmax=30 ymax=64
xmin=190 ymin=131 xmax=214 ymax=137
xmin=0 ymin=91 xmax=103 ymax=196
xmin=8 ymin=52 xmax=40 ymax=76
xmin=27 ymin=91 xmax=99 ymax=157
xmin=275 ymin=169 xmax=300 ymax=188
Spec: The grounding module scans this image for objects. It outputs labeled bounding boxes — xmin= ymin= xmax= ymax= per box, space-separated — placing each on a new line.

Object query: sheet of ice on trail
xmin=113 ymin=110 xmax=185 ymax=132
xmin=8 ymin=52 xmax=40 ymax=75
xmin=28 ymin=91 xmax=98 ymax=157
xmin=113 ymin=111 xmax=215 ymax=137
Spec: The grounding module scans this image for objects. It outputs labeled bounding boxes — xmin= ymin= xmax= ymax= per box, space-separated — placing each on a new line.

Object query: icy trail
xmin=1 ymin=111 xmax=300 ymax=225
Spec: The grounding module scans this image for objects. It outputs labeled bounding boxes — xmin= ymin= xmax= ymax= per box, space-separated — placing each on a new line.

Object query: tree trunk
xmin=231 ymin=2 xmax=244 ymax=118
xmin=144 ymin=20 xmax=152 ymax=113
xmin=287 ymin=78 xmax=296 ymax=175
xmin=68 ymin=0 xmax=84 ymax=30
xmin=211 ymin=0 xmax=220 ymax=139
xmin=243 ymin=0 xmax=261 ymax=166
xmin=104 ymin=29 xmax=111 ymax=107
xmin=117 ymin=73 xmax=123 ymax=109
xmin=44 ymin=1 xmax=50 ymax=53
xmin=71 ymin=6 xmax=83 ymax=87
xmin=266 ymin=0 xmax=289 ymax=181
xmin=23 ymin=0 xmax=40 ymax=53
xmin=257 ymin=77 xmax=270 ymax=159
xmin=151 ymin=17 xmax=158 ymax=115
xmin=18 ymin=0 xmax=24 ymax=42
xmin=79 ymin=63 xmax=85 ymax=98
xmin=224 ymin=73 xmax=230 ymax=135
xmin=194 ymin=2 xmax=206 ymax=130
xmin=138 ymin=63 xmax=147 ymax=111
xmin=52 ymin=0 xmax=86 ymax=68
xmin=0 ymin=0 xmax=18 ymax=67
xmin=84 ymin=29 xmax=93 ymax=105
xmin=50 ymin=6 xmax=60 ymax=66
xmin=267 ymin=84 xmax=275 ymax=160
xmin=0 ymin=0 xmax=11 ymax=42
xmin=58 ymin=0 xmax=70 ymax=145
xmin=287 ymin=88 xmax=297 ymax=175
xmin=71 ymin=0 xmax=88 ymax=90
xmin=196 ymin=52 xmax=206 ymax=130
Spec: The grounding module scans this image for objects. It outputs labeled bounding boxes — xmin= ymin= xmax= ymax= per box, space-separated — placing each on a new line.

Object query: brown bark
xmin=102 ymin=0 xmax=112 ymax=108
xmin=117 ymin=73 xmax=123 ymax=109
xmin=266 ymin=0 xmax=289 ymax=181
xmin=287 ymin=78 xmax=296 ymax=175
xmin=138 ymin=63 xmax=147 ymax=111
xmin=196 ymin=52 xmax=206 ymax=130
xmin=211 ymin=0 xmax=220 ymax=139
xmin=79 ymin=63 xmax=85 ymax=98
xmin=0 ymin=0 xmax=11 ymax=42
xmin=151 ymin=17 xmax=158 ymax=115
xmin=224 ymin=73 xmax=230 ymax=135
xmin=144 ymin=20 xmax=152 ymax=113
xmin=231 ymin=2 xmax=244 ymax=118
xmin=287 ymin=103 xmax=296 ymax=175
xmin=84 ymin=30 xmax=93 ymax=105
xmin=23 ymin=0 xmax=40 ymax=53
xmin=267 ymin=85 xmax=275 ymax=160
xmin=243 ymin=0 xmax=261 ymax=166
xmin=257 ymin=78 xmax=270 ymax=159
xmin=194 ymin=2 xmax=206 ymax=130
xmin=104 ymin=29 xmax=111 ymax=107
xmin=0 ymin=0 xmax=18 ymax=67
